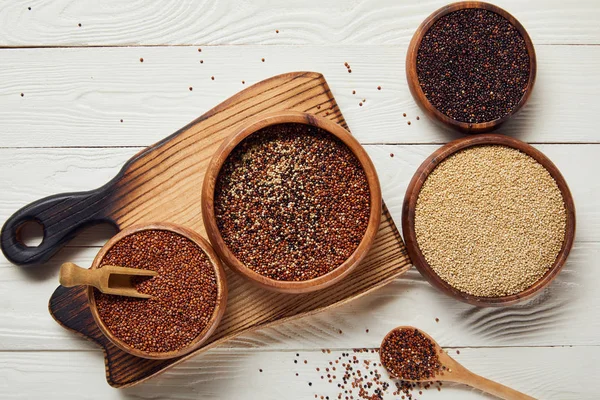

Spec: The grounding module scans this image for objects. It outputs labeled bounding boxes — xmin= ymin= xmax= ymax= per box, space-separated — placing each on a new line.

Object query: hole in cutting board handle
xmin=1 ymin=189 xmax=117 ymax=266
xmin=15 ymin=219 xmax=44 ymax=248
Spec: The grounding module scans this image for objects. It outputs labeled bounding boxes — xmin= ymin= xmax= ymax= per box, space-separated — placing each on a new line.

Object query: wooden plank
xmin=1 ymin=144 xmax=597 ymax=246
xmin=0 ymin=45 xmax=599 ymax=147
xmin=0 ymin=346 xmax=595 ymax=399
xmin=1 ymin=239 xmax=597 ymax=351
xmin=0 ymin=0 xmax=599 ymax=46
xmin=1 ymin=144 xmax=597 ymax=350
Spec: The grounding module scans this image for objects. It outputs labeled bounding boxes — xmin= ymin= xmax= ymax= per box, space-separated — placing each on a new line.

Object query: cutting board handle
xmin=1 ymin=189 xmax=116 ymax=266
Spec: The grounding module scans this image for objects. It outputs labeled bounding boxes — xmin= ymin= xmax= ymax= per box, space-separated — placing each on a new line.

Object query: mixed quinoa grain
xmin=306 ymin=347 xmax=443 ymax=399
xmin=416 ymin=8 xmax=530 ymax=123
xmin=94 ymin=230 xmax=219 ymax=354
xmin=214 ymin=123 xmax=371 ymax=281
xmin=380 ymin=328 xmax=441 ymax=381
xmin=415 ymin=145 xmax=566 ymax=297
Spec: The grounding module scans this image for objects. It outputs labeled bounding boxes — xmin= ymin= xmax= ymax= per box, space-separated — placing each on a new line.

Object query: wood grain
xmin=0 ymin=45 xmax=599 ymax=147
xmin=1 ymin=241 xmax=597 ymax=351
xmin=0 ymin=0 xmax=599 ymax=46
xmin=1 ymin=144 xmax=596 ymax=248
xmin=1 ymin=72 xmax=354 ymax=265
xmin=50 ymin=207 xmax=410 ymax=387
xmin=22 ymin=72 xmax=413 ymax=387
xmin=1 ymin=346 xmax=596 ymax=399
xmin=0 ymin=144 xmax=598 ymax=352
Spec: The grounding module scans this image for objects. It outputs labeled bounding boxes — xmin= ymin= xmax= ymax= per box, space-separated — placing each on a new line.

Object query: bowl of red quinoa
xmin=406 ymin=2 xmax=536 ymax=134
xmin=202 ymin=111 xmax=382 ymax=293
xmin=87 ymin=223 xmax=228 ymax=359
xmin=402 ymin=134 xmax=575 ymax=306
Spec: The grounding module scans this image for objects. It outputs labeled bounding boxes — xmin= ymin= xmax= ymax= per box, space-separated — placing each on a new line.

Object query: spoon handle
xmin=464 ymin=372 xmax=536 ymax=400
xmin=59 ymin=262 xmax=100 ymax=289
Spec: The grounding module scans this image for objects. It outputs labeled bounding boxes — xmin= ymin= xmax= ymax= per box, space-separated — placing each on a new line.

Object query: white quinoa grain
xmin=414 ymin=145 xmax=566 ymax=297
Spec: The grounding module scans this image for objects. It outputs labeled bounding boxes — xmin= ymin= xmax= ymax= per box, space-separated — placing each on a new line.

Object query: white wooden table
xmin=1 ymin=1 xmax=599 ymax=398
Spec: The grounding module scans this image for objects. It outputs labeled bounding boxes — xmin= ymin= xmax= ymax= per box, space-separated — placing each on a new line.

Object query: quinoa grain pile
xmin=380 ymin=328 xmax=441 ymax=381
xmin=214 ymin=123 xmax=371 ymax=281
xmin=417 ymin=9 xmax=530 ymax=123
xmin=415 ymin=145 xmax=566 ymax=297
xmin=94 ymin=230 xmax=219 ymax=353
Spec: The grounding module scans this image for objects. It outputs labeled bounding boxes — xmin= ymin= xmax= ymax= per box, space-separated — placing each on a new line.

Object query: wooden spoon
xmin=380 ymin=326 xmax=536 ymax=400
xmin=59 ymin=262 xmax=157 ymax=299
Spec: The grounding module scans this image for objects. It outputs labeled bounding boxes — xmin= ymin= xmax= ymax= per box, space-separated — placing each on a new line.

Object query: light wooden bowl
xmin=402 ymin=134 xmax=576 ymax=306
xmin=406 ymin=2 xmax=537 ymax=134
xmin=87 ymin=223 xmax=228 ymax=359
xmin=202 ymin=111 xmax=382 ymax=294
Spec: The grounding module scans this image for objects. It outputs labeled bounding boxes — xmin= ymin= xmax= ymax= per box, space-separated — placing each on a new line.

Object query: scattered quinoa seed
xmin=139 ymin=58 xmax=144 ymax=62
xmin=189 ymin=87 xmax=193 ymax=91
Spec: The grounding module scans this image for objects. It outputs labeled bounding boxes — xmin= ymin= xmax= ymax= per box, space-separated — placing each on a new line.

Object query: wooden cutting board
xmin=6 ymin=72 xmax=411 ymax=387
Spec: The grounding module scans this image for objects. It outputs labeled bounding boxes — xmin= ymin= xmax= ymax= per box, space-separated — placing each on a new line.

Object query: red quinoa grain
xmin=94 ymin=230 xmax=218 ymax=354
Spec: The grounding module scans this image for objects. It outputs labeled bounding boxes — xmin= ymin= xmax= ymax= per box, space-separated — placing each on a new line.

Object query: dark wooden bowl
xmin=406 ymin=2 xmax=537 ymax=134
xmin=88 ymin=223 xmax=228 ymax=359
xmin=401 ymin=134 xmax=576 ymax=306
xmin=202 ymin=111 xmax=382 ymax=294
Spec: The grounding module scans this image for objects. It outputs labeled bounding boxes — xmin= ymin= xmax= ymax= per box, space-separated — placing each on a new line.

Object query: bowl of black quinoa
xmin=202 ymin=111 xmax=382 ymax=294
xmin=406 ymin=2 xmax=536 ymax=133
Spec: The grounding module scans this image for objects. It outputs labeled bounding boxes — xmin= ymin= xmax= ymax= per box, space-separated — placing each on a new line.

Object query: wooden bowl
xmin=406 ymin=2 xmax=537 ymax=134
xmin=202 ymin=111 xmax=382 ymax=294
xmin=401 ymin=134 xmax=576 ymax=306
xmin=88 ymin=223 xmax=228 ymax=359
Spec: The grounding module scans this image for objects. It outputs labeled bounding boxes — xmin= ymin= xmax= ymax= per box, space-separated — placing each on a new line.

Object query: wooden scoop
xmin=380 ymin=326 xmax=536 ymax=400
xmin=59 ymin=262 xmax=157 ymax=299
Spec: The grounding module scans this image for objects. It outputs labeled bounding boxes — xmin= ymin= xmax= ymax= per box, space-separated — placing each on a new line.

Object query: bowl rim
xmin=201 ymin=110 xmax=382 ymax=294
xmin=405 ymin=1 xmax=537 ymax=134
xmin=401 ymin=134 xmax=576 ymax=306
xmin=87 ymin=223 xmax=228 ymax=359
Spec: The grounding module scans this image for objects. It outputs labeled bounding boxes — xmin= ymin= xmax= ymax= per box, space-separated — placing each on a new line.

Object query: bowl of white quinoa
xmin=402 ymin=134 xmax=575 ymax=306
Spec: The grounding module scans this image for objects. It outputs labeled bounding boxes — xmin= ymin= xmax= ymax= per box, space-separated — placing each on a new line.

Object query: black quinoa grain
xmin=94 ymin=230 xmax=218 ymax=354
xmin=416 ymin=8 xmax=530 ymax=123
xmin=214 ymin=123 xmax=371 ymax=281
